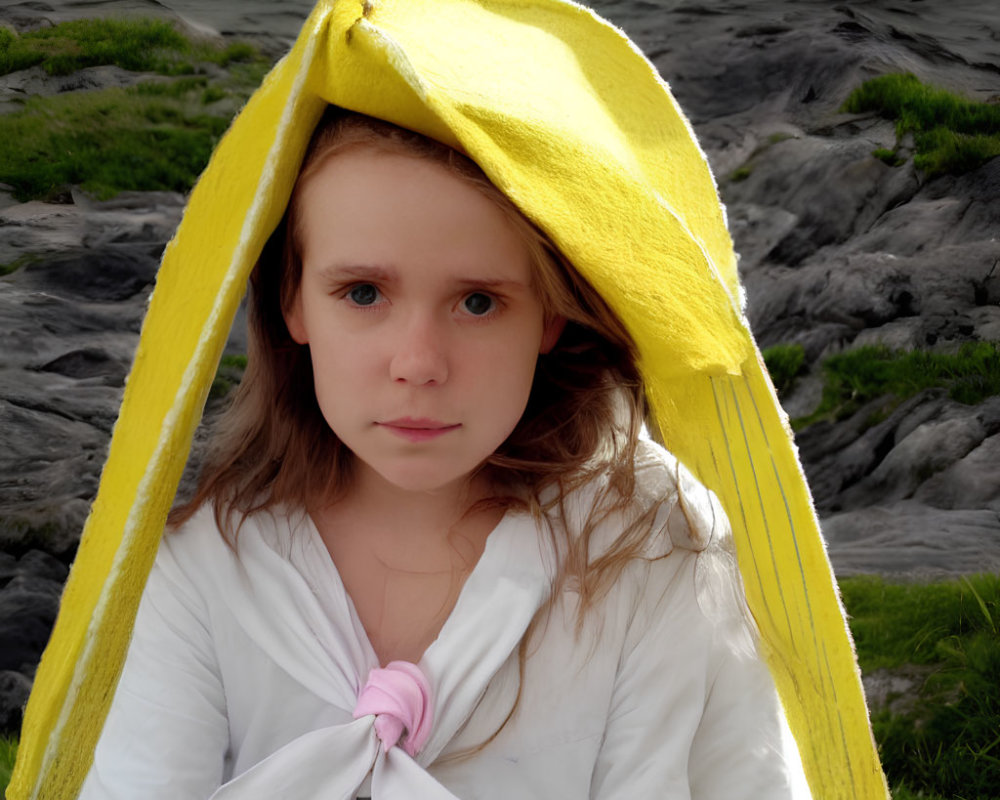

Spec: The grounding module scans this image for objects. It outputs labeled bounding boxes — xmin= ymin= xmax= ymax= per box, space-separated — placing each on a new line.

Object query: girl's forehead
xmin=300 ymin=144 xmax=461 ymax=192
xmin=298 ymin=148 xmax=489 ymax=222
xmin=295 ymin=128 xmax=503 ymax=219
xmin=295 ymin=148 xmax=535 ymax=280
xmin=300 ymin=136 xmax=457 ymax=189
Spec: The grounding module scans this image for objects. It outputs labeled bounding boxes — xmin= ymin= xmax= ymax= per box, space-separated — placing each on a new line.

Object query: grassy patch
xmin=795 ymin=342 xmax=1000 ymax=428
xmin=913 ymin=128 xmax=1000 ymax=176
xmin=842 ymin=575 xmax=999 ymax=670
xmin=201 ymin=86 xmax=228 ymax=105
xmin=0 ymin=18 xmax=261 ymax=78
xmin=841 ymin=575 xmax=1000 ymax=799
xmin=0 ymin=733 xmax=15 ymax=796
xmin=0 ymin=46 xmax=268 ymax=200
xmin=0 ymin=17 xmax=270 ymax=201
xmin=729 ymin=165 xmax=752 ymax=182
xmin=210 ymin=353 xmax=248 ymax=399
xmin=0 ymin=86 xmax=230 ymax=200
xmin=211 ymin=42 xmax=258 ymax=68
xmin=762 ymin=342 xmax=806 ymax=398
xmin=0 ymin=254 xmax=40 ymax=277
xmin=843 ymin=73 xmax=1000 ymax=177
xmin=766 ymin=132 xmax=796 ymax=145
xmin=872 ymin=147 xmax=904 ymax=167
xmin=1 ymin=18 xmax=187 ymax=77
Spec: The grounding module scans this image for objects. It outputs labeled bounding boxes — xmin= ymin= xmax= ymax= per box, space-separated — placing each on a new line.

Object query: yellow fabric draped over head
xmin=9 ymin=1 xmax=888 ymax=797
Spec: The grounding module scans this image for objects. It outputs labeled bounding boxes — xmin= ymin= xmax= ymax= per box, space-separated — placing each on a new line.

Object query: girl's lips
xmin=381 ymin=417 xmax=455 ymax=429
xmin=377 ymin=419 xmax=461 ymax=442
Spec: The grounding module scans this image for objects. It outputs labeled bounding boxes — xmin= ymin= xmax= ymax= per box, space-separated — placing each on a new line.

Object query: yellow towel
xmin=8 ymin=1 xmax=888 ymax=798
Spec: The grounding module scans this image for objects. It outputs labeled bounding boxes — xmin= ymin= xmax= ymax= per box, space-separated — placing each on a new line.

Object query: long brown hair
xmin=172 ymin=107 xmax=662 ymax=618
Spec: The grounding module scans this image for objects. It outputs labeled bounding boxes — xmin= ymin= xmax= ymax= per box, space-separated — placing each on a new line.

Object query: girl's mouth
xmin=377 ymin=418 xmax=461 ymax=442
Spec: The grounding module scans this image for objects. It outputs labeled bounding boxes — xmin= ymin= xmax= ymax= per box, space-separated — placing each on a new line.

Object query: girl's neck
xmin=322 ymin=463 xmax=493 ymax=543
xmin=311 ymin=463 xmax=504 ymax=665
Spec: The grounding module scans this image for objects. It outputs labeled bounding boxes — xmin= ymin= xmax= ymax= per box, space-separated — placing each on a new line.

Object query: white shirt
xmin=80 ymin=442 xmax=809 ymax=799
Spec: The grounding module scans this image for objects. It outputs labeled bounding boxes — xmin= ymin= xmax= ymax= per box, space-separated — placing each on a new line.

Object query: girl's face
xmin=285 ymin=146 xmax=564 ymax=497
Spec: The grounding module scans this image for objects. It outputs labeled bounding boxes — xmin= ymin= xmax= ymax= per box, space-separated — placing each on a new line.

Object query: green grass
xmin=0 ymin=254 xmax=39 ymax=276
xmin=0 ymin=47 xmax=268 ymax=201
xmin=1 ymin=733 xmax=15 ymax=796
xmin=0 ymin=86 xmax=230 ymax=200
xmin=840 ymin=575 xmax=1000 ymax=799
xmin=762 ymin=343 xmax=806 ymax=398
xmin=211 ymin=42 xmax=259 ymax=68
xmin=872 ymin=147 xmax=904 ymax=167
xmin=210 ymin=353 xmax=248 ymax=399
xmin=766 ymin=132 xmax=796 ymax=145
xmin=729 ymin=165 xmax=752 ymax=182
xmin=0 ymin=18 xmax=260 ymax=78
xmin=913 ymin=128 xmax=1000 ymax=176
xmin=843 ymin=73 xmax=1000 ymax=177
xmin=795 ymin=342 xmax=1000 ymax=428
xmin=0 ymin=17 xmax=270 ymax=201
xmin=842 ymin=575 xmax=999 ymax=670
xmin=201 ymin=86 xmax=228 ymax=105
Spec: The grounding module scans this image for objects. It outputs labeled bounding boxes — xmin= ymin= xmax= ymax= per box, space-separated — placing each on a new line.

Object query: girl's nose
xmin=388 ymin=315 xmax=449 ymax=386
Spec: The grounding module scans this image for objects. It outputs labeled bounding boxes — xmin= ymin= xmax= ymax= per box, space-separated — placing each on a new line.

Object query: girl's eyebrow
xmin=318 ymin=264 xmax=397 ymax=283
xmin=453 ymin=277 xmax=530 ymax=292
xmin=318 ymin=264 xmax=530 ymax=292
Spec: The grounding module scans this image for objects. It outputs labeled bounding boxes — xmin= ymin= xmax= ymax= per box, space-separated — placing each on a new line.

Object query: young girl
xmin=10 ymin=1 xmax=886 ymax=798
xmin=77 ymin=109 xmax=806 ymax=799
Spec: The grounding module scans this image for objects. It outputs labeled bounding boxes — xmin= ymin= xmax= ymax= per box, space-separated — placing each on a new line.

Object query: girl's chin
xmin=355 ymin=463 xmax=481 ymax=498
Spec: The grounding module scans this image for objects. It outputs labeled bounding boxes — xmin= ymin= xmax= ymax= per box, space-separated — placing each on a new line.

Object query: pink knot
xmin=353 ymin=661 xmax=433 ymax=757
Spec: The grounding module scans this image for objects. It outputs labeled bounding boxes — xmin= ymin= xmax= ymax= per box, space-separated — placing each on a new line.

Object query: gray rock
xmin=839 ymin=414 xmax=987 ymax=508
xmin=37 ymin=347 xmax=129 ymax=383
xmin=914 ymin=433 xmax=1000 ymax=512
xmin=797 ymin=391 xmax=949 ymax=511
xmin=0 ymin=190 xmax=193 ymax=563
xmin=729 ymin=201 xmax=800 ymax=275
xmin=726 ymin=135 xmax=920 ymax=267
xmin=969 ymin=305 xmax=1000 ymax=342
xmin=862 ymin=665 xmax=935 ymax=716
xmin=0 ymin=64 xmax=161 ymax=115
xmin=801 ymin=393 xmax=1000 ymax=517
xmin=19 ymin=245 xmax=160 ymax=302
xmin=745 ymin=197 xmax=1000 ymax=353
xmin=0 ymin=669 xmax=31 ymax=733
xmin=0 ymin=573 xmax=63 ymax=673
xmin=0 ymin=192 xmax=185 ymax=267
xmin=778 ymin=372 xmax=823 ymax=421
xmin=1 ymin=549 xmax=68 ymax=585
xmin=0 ymin=549 xmax=70 ymax=730
xmin=823 ymin=502 xmax=1000 ymax=577
xmin=0 ymin=396 xmax=108 ymax=558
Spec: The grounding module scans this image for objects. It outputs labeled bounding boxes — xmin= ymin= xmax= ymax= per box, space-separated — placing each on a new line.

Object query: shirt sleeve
xmin=589 ymin=548 xmax=808 ymax=799
xmin=687 ymin=625 xmax=804 ymax=798
xmin=78 ymin=534 xmax=229 ymax=800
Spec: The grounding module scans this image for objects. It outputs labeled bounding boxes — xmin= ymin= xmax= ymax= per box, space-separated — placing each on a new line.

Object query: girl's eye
xmin=347 ymin=284 xmax=380 ymax=306
xmin=462 ymin=292 xmax=495 ymax=316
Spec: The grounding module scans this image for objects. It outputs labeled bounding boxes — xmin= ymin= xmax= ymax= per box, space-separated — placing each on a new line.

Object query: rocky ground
xmin=619 ymin=0 xmax=1000 ymax=578
xmin=1 ymin=0 xmax=999 ymax=732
